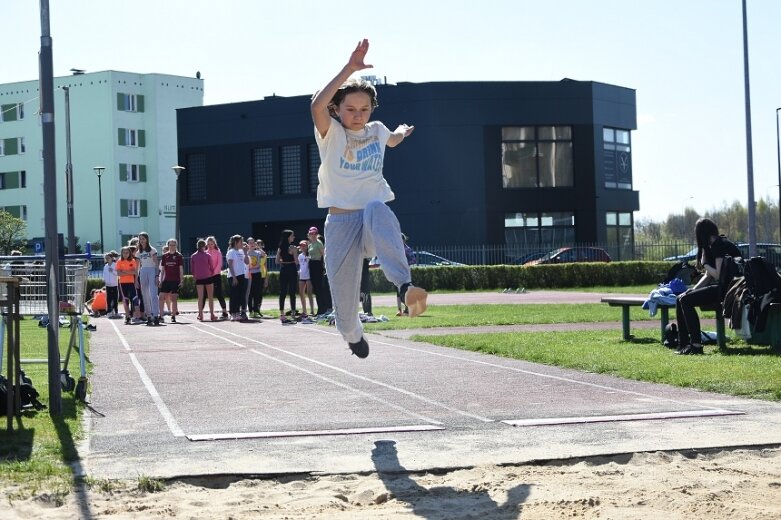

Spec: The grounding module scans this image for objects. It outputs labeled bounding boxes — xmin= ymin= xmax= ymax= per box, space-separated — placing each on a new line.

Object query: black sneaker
xmin=146 ymin=317 xmax=153 ymax=326
xmin=153 ymin=316 xmax=160 ymax=326
xmin=240 ymin=312 xmax=248 ymax=321
xmin=171 ymin=315 xmax=176 ymax=323
xmin=125 ymin=316 xmax=131 ymax=325
xmin=348 ymin=337 xmax=369 ymax=359
xmin=675 ymin=344 xmax=704 ymax=355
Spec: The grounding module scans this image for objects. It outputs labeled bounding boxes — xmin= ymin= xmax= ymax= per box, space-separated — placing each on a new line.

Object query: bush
xmin=86 ymin=262 xmax=672 ymax=298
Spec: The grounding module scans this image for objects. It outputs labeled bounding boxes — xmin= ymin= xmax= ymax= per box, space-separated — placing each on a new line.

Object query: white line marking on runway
xmin=503 ymin=409 xmax=744 ymax=427
xmin=193 ymin=321 xmax=494 ymax=423
xmin=108 ymin=320 xmax=185 ymax=437
xmin=187 ymin=424 xmax=445 ymax=442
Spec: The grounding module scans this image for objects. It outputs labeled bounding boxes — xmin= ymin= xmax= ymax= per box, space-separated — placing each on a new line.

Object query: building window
xmin=280 ymin=145 xmax=301 ymax=195
xmin=117 ymin=93 xmax=144 ymax=112
xmin=0 ymin=103 xmax=24 ymax=122
xmin=118 ymin=128 xmax=146 ymax=147
xmin=0 ymin=205 xmax=27 ymax=220
xmin=120 ymin=199 xmax=147 ymax=218
xmin=252 ymin=147 xmax=273 ymax=197
xmin=0 ymin=171 xmax=23 ymax=190
xmin=119 ymin=163 xmax=146 ymax=182
xmin=504 ymin=211 xmax=575 ymax=247
xmin=185 ymin=153 xmax=207 ymax=201
xmin=0 ymin=138 xmax=24 ymax=156
xmin=502 ymin=126 xmax=573 ymax=188
xmin=606 ymin=211 xmax=633 ymax=260
xmin=308 ymin=143 xmax=320 ymax=194
xmin=603 ymin=128 xmax=632 ymax=189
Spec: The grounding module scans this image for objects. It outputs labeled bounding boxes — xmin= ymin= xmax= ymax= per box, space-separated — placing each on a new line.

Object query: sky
xmin=4 ymin=0 xmax=780 ymax=222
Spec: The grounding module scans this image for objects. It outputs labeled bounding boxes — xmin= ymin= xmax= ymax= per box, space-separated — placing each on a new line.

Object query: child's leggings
xmin=324 ymin=200 xmax=411 ymax=344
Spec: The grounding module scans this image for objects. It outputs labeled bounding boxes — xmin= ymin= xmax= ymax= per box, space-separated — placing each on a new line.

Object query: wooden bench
xmin=601 ymin=295 xmax=726 ymax=348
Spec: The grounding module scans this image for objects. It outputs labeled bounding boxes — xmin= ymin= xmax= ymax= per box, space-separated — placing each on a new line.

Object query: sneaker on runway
xmin=348 ymin=337 xmax=369 ymax=358
xmin=171 ymin=315 xmax=176 ymax=323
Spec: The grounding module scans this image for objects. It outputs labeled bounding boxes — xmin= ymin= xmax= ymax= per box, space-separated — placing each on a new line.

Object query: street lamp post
xmin=776 ymin=108 xmax=781 ymax=241
xmin=93 ymin=166 xmax=105 ymax=253
xmin=171 ymin=166 xmax=185 ymax=246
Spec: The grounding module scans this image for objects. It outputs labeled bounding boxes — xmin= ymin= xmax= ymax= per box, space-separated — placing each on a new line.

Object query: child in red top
xmin=115 ymin=246 xmax=139 ymax=324
xmin=159 ymin=238 xmax=184 ymax=323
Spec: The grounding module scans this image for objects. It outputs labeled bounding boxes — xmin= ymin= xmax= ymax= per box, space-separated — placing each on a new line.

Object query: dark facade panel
xmin=176 ymin=81 xmax=638 ymax=255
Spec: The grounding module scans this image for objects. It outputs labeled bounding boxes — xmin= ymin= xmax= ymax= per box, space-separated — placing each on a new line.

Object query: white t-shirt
xmin=298 ymin=254 xmax=310 ymax=280
xmin=103 ymin=262 xmax=118 ymax=287
xmin=136 ymin=248 xmax=157 ymax=269
xmin=226 ymin=248 xmax=247 ymax=278
xmin=315 ymin=117 xmax=394 ymax=209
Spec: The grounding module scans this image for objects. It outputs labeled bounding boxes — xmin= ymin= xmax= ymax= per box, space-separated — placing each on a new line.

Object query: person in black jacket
xmin=676 ymin=218 xmax=742 ymax=354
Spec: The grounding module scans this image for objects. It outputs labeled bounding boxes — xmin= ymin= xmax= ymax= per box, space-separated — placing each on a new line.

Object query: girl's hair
xmin=196 ymin=238 xmax=207 ymax=250
xmin=120 ymin=246 xmax=132 ymax=259
xmin=206 ymin=236 xmax=217 ymax=248
xmin=137 ymin=232 xmax=152 ymax=252
xmin=166 ymin=238 xmax=177 ymax=249
xmin=229 ymin=234 xmax=243 ymax=249
xmin=278 ymin=229 xmax=294 ymax=250
xmin=328 ymin=79 xmax=378 ymax=117
xmin=299 ymin=240 xmax=309 ymax=256
xmin=694 ymin=218 xmax=720 ymax=269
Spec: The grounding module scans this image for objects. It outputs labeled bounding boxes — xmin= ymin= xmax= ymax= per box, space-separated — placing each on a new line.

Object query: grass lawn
xmin=0 ymin=319 xmax=89 ymax=503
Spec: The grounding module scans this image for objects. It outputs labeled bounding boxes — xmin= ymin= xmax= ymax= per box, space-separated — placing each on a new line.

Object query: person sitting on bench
xmin=675 ymin=218 xmax=741 ymax=355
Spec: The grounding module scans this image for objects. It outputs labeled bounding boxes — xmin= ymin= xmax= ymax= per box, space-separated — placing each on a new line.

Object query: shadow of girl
xmin=371 ymin=440 xmax=530 ymax=519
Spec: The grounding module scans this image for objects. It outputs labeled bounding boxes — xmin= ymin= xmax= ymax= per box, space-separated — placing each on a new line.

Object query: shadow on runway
xmin=371 ymin=440 xmax=530 ymax=519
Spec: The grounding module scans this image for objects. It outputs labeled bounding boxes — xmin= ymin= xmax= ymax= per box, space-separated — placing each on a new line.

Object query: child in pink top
xmin=204 ymin=236 xmax=228 ymax=319
xmin=191 ymin=238 xmax=218 ymax=321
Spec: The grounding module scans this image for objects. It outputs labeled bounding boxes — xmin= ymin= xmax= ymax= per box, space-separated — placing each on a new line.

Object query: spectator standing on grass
xmin=276 ymin=229 xmax=299 ymax=324
xmin=675 ymin=218 xmax=741 ymax=355
xmin=191 ymin=239 xmax=218 ymax=321
xmin=205 ymin=236 xmax=229 ymax=319
xmin=310 ymin=38 xmax=428 ymax=358
xmin=158 ymin=239 xmax=184 ymax=323
xmin=102 ymin=250 xmax=120 ymax=318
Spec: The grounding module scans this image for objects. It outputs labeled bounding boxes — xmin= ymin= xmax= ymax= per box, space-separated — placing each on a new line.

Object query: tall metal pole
xmin=94 ymin=167 xmax=105 ymax=252
xmin=776 ymin=108 xmax=781 ymax=242
xmin=64 ymin=86 xmax=76 ymax=254
xmin=39 ymin=0 xmax=62 ymax=415
xmin=172 ymin=166 xmax=185 ymax=246
xmin=742 ymin=0 xmax=757 ymax=256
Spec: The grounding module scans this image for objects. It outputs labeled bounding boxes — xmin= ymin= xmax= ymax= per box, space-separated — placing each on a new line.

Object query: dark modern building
xmin=175 ymin=80 xmax=638 ymax=259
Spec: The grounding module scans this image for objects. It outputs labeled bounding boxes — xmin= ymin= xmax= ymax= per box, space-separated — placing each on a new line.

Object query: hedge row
xmin=86 ymin=262 xmax=672 ymax=298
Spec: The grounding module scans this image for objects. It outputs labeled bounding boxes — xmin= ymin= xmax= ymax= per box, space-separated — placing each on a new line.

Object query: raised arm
xmin=311 ymin=39 xmax=373 ymax=138
xmin=387 ymin=124 xmax=415 ymax=148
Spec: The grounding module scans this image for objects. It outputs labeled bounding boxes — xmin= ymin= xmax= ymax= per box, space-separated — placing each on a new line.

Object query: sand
xmin=2 ymin=447 xmax=780 ymax=519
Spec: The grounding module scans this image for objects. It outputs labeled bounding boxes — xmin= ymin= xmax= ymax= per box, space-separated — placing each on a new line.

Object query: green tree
xmin=0 ymin=210 xmax=27 ymax=255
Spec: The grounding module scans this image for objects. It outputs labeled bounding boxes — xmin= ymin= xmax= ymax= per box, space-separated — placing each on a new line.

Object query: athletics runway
xmin=82 ymin=293 xmax=781 ymax=479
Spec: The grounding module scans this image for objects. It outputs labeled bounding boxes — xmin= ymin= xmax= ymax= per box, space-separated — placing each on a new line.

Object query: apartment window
xmin=120 ymin=199 xmax=147 ymax=218
xmin=0 ymin=205 xmax=27 ymax=220
xmin=118 ymin=128 xmax=146 ymax=147
xmin=504 ymin=211 xmax=575 ymax=247
xmin=0 ymin=138 xmax=24 ymax=156
xmin=185 ymin=153 xmax=207 ymax=201
xmin=119 ymin=163 xmax=147 ymax=182
xmin=0 ymin=171 xmax=23 ymax=190
xmin=1 ymin=103 xmax=24 ymax=122
xmin=502 ymin=126 xmax=574 ymax=188
xmin=603 ymin=128 xmax=632 ymax=189
xmin=117 ymin=93 xmax=144 ymax=112
xmin=252 ymin=147 xmax=273 ymax=197
xmin=606 ymin=211 xmax=633 ymax=259
xmin=280 ymin=145 xmax=302 ymax=195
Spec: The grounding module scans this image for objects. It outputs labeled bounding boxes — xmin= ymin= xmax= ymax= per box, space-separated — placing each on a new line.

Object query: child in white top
xmin=311 ymin=39 xmax=427 ymax=358
xmin=102 ymin=251 xmax=120 ymax=317
xmin=297 ymin=240 xmax=314 ymax=319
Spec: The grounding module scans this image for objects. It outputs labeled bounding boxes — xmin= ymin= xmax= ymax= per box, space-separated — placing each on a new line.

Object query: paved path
xmin=82 ymin=292 xmax=781 ymax=480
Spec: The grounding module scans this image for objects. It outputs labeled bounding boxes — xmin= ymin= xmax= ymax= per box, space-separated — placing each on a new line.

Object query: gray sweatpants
xmin=138 ymin=266 xmax=160 ymax=317
xmin=324 ymin=200 xmax=411 ymax=343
